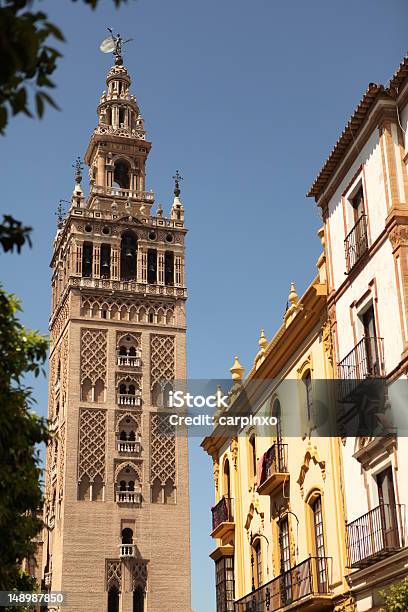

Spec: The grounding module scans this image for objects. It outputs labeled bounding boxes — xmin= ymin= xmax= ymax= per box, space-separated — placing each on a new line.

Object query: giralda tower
xmin=42 ymin=40 xmax=191 ymax=612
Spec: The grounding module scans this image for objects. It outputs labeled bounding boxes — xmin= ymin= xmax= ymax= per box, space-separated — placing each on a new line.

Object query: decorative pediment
xmin=244 ymin=501 xmax=264 ymax=531
xmin=297 ymin=445 xmax=326 ymax=497
xmin=230 ymin=437 xmax=238 ymax=470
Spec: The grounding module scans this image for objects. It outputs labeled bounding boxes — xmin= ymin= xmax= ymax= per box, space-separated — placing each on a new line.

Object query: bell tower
xmin=42 ymin=42 xmax=191 ymax=612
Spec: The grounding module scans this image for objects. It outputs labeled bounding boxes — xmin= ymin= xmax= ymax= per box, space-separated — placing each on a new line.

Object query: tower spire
xmin=171 ymin=170 xmax=185 ymax=222
xmin=71 ymin=156 xmax=84 ymax=208
xmin=84 ymin=42 xmax=152 ymax=216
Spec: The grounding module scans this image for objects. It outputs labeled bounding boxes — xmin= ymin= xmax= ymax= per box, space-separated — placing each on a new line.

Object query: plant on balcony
xmin=379 ymin=577 xmax=408 ymax=611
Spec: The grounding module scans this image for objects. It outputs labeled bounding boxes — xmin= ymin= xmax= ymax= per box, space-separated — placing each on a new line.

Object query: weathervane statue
xmin=99 ymin=28 xmax=133 ymax=65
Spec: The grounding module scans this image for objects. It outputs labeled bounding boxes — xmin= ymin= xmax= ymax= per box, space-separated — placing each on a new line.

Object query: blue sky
xmin=1 ymin=1 xmax=407 ymax=610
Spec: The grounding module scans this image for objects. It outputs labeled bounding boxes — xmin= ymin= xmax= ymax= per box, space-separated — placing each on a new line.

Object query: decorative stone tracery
xmin=130 ymin=558 xmax=148 ymax=590
xmin=58 ymin=424 xmax=65 ymax=499
xmin=51 ymin=296 xmax=70 ymax=341
xmin=80 ymin=329 xmax=107 ymax=385
xmin=106 ymin=560 xmax=122 ymax=590
xmin=78 ymin=408 xmax=106 ymax=483
xmin=297 ymin=444 xmax=326 ymax=498
xmin=61 ymin=333 xmax=69 ymax=414
xmin=150 ymin=414 xmax=176 ymax=503
xmin=150 ymin=335 xmax=175 ymax=390
xmin=80 ymin=294 xmax=175 ymax=325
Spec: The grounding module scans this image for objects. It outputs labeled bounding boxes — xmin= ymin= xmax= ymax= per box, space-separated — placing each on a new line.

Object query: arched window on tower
xmin=133 ymin=586 xmax=144 ymax=612
xmin=164 ymin=251 xmax=174 ymax=286
xmin=101 ymin=244 xmax=111 ymax=279
xmin=120 ymin=232 xmax=137 ymax=280
xmin=113 ymin=159 xmax=130 ymax=189
xmin=108 ymin=585 xmax=119 ymax=612
xmin=147 ymin=249 xmax=157 ymax=284
xmin=122 ymin=528 xmax=133 ymax=544
xmin=82 ymin=243 xmax=93 ymax=278
xmin=119 ymin=107 xmax=126 ymax=127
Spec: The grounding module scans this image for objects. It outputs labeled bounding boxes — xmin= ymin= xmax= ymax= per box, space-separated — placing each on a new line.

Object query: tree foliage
xmin=0 ymin=287 xmax=48 ymax=591
xmin=379 ymin=577 xmax=408 ymax=611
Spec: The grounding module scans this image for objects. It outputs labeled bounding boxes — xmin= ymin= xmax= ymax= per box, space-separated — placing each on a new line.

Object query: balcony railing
xmin=117 ymin=355 xmax=141 ymax=367
xmin=116 ymin=489 xmax=142 ymax=504
xmin=44 ymin=572 xmax=52 ymax=588
xmin=337 ymin=336 xmax=384 ymax=402
xmin=70 ymin=276 xmax=187 ymax=298
xmin=117 ymin=438 xmax=141 ymax=454
xmin=257 ymin=443 xmax=288 ymax=496
xmin=346 ymin=503 xmax=406 ymax=568
xmin=211 ymin=497 xmax=235 ymax=538
xmin=117 ymin=393 xmax=142 ymax=407
xmin=345 ymin=214 xmax=368 ymax=272
xmin=120 ymin=544 xmax=136 ymax=557
xmin=234 ymin=557 xmax=332 ymax=612
xmin=91 ymin=185 xmax=155 ymax=203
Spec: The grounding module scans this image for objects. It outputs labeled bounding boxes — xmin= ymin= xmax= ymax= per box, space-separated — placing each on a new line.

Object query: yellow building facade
xmin=202 ymin=237 xmax=354 ymax=612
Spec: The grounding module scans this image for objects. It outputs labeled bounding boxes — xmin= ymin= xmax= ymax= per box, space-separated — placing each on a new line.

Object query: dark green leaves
xmin=0 ymin=215 xmax=32 ymax=254
xmin=0 ymin=287 xmax=48 ymax=592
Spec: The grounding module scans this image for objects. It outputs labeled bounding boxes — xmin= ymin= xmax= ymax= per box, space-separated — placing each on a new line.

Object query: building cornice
xmin=308 ymin=53 xmax=408 ymax=205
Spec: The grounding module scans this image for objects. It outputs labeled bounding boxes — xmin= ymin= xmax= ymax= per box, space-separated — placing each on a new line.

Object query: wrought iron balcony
xmin=117 ymin=392 xmax=142 ymax=407
xmin=116 ymin=489 xmax=142 ymax=504
xmin=346 ymin=503 xmax=406 ymax=568
xmin=345 ymin=214 xmax=368 ymax=272
xmin=257 ymin=443 xmax=289 ymax=496
xmin=211 ymin=497 xmax=234 ymax=539
xmin=117 ymin=354 xmax=141 ymax=368
xmin=117 ymin=438 xmax=141 ymax=454
xmin=337 ymin=336 xmax=384 ymax=402
xmin=119 ymin=544 xmax=136 ymax=557
xmin=234 ymin=557 xmax=332 ymax=612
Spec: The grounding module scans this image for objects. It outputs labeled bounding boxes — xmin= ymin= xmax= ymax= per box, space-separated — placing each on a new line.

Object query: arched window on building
xmin=279 ymin=516 xmax=292 ymax=604
xmin=252 ymin=538 xmax=262 ymax=590
xmin=310 ymin=494 xmax=327 ymax=592
xmin=249 ymin=435 xmax=257 ymax=482
xmin=120 ymin=232 xmax=137 ymax=280
xmin=272 ymin=399 xmax=285 ymax=471
xmin=303 ymin=370 xmax=313 ymax=421
xmin=223 ymin=458 xmax=231 ymax=500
